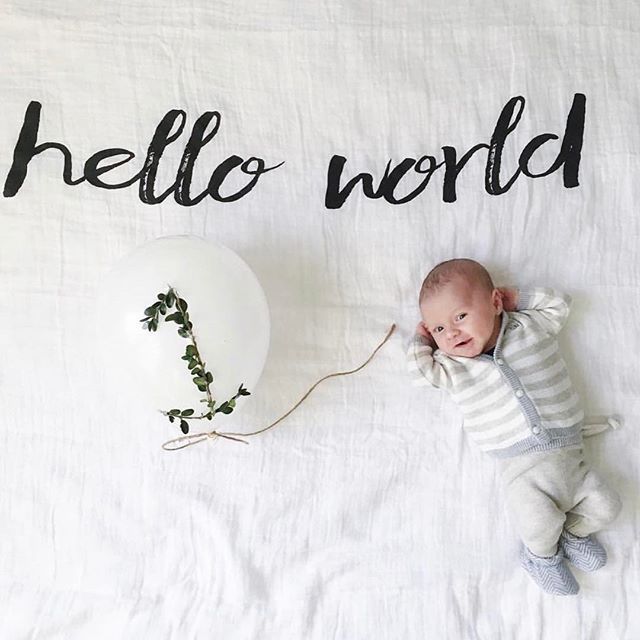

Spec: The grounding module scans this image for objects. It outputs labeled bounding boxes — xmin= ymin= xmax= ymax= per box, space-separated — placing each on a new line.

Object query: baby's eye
xmin=456 ymin=313 xmax=467 ymax=321
xmin=433 ymin=326 xmax=443 ymax=333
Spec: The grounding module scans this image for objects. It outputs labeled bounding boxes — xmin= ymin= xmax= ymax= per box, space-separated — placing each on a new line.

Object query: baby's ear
xmin=492 ymin=288 xmax=504 ymax=313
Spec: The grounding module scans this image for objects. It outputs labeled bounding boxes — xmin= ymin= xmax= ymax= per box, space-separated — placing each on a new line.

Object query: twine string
xmin=161 ymin=323 xmax=396 ymax=451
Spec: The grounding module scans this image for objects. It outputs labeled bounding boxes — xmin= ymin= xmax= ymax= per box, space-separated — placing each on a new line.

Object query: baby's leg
xmin=564 ymin=463 xmax=621 ymax=537
xmin=504 ymin=476 xmax=567 ymax=557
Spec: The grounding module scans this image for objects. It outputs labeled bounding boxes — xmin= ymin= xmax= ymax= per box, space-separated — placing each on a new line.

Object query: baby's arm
xmin=507 ymin=286 xmax=572 ymax=335
xmin=407 ymin=323 xmax=451 ymax=390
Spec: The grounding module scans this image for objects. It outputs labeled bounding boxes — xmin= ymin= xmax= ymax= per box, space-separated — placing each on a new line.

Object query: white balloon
xmin=96 ymin=235 xmax=270 ymax=415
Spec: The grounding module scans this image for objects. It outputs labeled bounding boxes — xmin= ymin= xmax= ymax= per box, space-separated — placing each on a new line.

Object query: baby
xmin=407 ymin=258 xmax=621 ymax=595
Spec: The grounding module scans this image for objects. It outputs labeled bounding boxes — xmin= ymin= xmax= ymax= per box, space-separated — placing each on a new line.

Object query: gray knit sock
xmin=560 ymin=530 xmax=607 ymax=572
xmin=519 ymin=544 xmax=579 ymax=595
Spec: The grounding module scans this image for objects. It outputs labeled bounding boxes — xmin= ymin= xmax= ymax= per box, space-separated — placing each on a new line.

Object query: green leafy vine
xmin=140 ymin=286 xmax=250 ymax=434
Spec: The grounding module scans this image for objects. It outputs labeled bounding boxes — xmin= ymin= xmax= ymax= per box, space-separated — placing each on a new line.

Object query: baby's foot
xmin=560 ymin=530 xmax=607 ymax=571
xmin=519 ymin=544 xmax=579 ymax=595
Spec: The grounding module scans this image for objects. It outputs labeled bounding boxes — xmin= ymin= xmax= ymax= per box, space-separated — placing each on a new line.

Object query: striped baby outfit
xmin=407 ymin=288 xmax=584 ymax=458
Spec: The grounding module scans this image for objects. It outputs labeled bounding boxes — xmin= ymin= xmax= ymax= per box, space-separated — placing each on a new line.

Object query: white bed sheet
xmin=1 ymin=1 xmax=639 ymax=638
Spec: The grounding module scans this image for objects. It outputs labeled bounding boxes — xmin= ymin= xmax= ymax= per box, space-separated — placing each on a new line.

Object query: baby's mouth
xmin=456 ymin=338 xmax=472 ymax=348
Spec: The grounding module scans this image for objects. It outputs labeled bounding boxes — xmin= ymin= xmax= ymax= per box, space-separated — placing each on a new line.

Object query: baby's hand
xmin=415 ymin=322 xmax=436 ymax=347
xmin=497 ymin=287 xmax=519 ymax=312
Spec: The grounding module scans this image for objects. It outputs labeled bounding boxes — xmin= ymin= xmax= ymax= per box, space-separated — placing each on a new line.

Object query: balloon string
xmin=161 ymin=323 xmax=396 ymax=451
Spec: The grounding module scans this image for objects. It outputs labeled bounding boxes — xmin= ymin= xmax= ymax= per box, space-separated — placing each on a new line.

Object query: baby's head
xmin=419 ymin=259 xmax=503 ymax=357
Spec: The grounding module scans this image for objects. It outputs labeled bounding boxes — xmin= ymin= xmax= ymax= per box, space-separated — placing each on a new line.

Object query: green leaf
xmin=159 ymin=304 xmax=167 ymax=314
xmin=168 ymin=409 xmax=181 ymax=416
xmin=157 ymin=293 xmax=165 ymax=300
xmin=216 ymin=402 xmax=229 ymax=413
xmin=206 ymin=372 xmax=213 ymax=383
xmin=169 ymin=415 xmax=175 ymax=423
xmin=188 ymin=360 xmax=197 ymax=370
xmin=206 ymin=413 xmax=213 ymax=420
xmin=178 ymin=329 xmax=188 ymax=337
xmin=166 ymin=291 xmax=175 ymax=306
xmin=180 ymin=420 xmax=189 ymax=434
xmin=220 ymin=406 xmax=233 ymax=414
xmin=181 ymin=409 xmax=194 ymax=417
xmin=178 ymin=298 xmax=188 ymax=311
xmin=228 ymin=398 xmax=236 ymax=408
xmin=186 ymin=345 xmax=196 ymax=356
xmin=144 ymin=306 xmax=156 ymax=316
xmin=197 ymin=384 xmax=207 ymax=392
xmin=193 ymin=376 xmax=206 ymax=386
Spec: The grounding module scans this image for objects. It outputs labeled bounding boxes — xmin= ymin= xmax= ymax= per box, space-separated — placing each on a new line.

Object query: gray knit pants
xmin=498 ymin=446 xmax=621 ymax=558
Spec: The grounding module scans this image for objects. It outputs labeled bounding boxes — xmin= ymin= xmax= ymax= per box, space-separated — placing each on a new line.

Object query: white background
xmin=1 ymin=1 xmax=639 ymax=638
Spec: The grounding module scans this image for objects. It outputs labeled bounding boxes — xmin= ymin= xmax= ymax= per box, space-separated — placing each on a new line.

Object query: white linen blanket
xmin=1 ymin=1 xmax=638 ymax=638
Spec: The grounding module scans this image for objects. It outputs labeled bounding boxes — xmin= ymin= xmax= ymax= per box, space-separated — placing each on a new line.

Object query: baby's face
xmin=420 ymin=276 xmax=503 ymax=357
